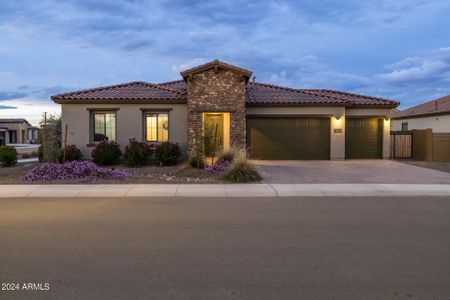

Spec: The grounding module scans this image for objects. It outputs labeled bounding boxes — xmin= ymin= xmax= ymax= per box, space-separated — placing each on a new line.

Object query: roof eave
xmin=391 ymin=111 xmax=450 ymax=120
xmin=52 ymin=98 xmax=187 ymax=105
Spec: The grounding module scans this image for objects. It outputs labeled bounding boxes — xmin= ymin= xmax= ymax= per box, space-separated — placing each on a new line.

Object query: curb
xmin=0 ymin=184 xmax=449 ymax=198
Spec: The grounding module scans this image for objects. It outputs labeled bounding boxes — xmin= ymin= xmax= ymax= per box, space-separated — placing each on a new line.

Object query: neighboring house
xmin=391 ymin=95 xmax=450 ymax=161
xmin=391 ymin=95 xmax=450 ymax=132
xmin=0 ymin=118 xmax=39 ymax=145
xmin=52 ymin=60 xmax=399 ymax=160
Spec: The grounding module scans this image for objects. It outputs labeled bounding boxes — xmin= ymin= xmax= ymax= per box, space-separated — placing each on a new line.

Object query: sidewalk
xmin=1 ymin=184 xmax=449 ymax=198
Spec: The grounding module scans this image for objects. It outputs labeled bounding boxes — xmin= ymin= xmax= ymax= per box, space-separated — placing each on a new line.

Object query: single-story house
xmin=391 ymin=95 xmax=450 ymax=161
xmin=391 ymin=95 xmax=450 ymax=132
xmin=0 ymin=118 xmax=39 ymax=145
xmin=52 ymin=60 xmax=399 ymax=160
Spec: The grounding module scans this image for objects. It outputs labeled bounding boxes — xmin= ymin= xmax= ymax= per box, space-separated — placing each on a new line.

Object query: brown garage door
xmin=247 ymin=117 xmax=330 ymax=160
xmin=345 ymin=118 xmax=383 ymax=159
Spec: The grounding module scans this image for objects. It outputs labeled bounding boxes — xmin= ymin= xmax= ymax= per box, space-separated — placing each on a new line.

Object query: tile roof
xmin=51 ymin=81 xmax=186 ymax=103
xmin=51 ymin=62 xmax=398 ymax=108
xmin=392 ymin=95 xmax=450 ymax=119
xmin=0 ymin=118 xmax=30 ymax=124
xmin=180 ymin=59 xmax=252 ymax=81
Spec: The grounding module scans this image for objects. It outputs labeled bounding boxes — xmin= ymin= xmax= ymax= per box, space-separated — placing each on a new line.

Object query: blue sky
xmin=1 ymin=0 xmax=450 ymax=125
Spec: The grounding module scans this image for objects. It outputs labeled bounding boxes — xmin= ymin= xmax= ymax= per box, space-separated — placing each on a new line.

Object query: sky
xmin=1 ymin=0 xmax=450 ymax=125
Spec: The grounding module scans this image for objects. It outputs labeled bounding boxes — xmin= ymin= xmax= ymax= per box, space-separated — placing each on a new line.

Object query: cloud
xmin=171 ymin=58 xmax=208 ymax=74
xmin=0 ymin=104 xmax=17 ymax=109
xmin=376 ymin=47 xmax=450 ymax=85
xmin=0 ymin=91 xmax=27 ymax=101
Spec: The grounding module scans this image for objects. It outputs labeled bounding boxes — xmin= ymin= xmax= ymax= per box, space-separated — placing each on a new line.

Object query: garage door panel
xmin=345 ymin=118 xmax=382 ymax=159
xmin=247 ymin=117 xmax=330 ymax=160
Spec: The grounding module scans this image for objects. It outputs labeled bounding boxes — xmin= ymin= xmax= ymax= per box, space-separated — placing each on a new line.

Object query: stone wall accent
xmin=186 ymin=68 xmax=247 ymax=155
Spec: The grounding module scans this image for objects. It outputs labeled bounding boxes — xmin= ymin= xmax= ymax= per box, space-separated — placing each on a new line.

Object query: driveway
xmin=254 ymin=160 xmax=450 ymax=184
xmin=0 ymin=196 xmax=449 ymax=299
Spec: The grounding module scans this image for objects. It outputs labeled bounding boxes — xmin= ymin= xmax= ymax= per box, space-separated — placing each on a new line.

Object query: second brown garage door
xmin=247 ymin=117 xmax=330 ymax=160
xmin=345 ymin=117 xmax=383 ymax=159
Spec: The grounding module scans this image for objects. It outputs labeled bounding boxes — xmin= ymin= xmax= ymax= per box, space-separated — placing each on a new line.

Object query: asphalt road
xmin=0 ymin=196 xmax=449 ymax=300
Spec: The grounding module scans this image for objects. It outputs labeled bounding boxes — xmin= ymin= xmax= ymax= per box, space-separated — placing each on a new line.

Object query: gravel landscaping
xmin=0 ymin=162 xmax=222 ymax=184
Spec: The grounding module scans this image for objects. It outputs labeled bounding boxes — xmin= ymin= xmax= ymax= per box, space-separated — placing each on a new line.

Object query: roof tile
xmin=392 ymin=95 xmax=450 ymax=119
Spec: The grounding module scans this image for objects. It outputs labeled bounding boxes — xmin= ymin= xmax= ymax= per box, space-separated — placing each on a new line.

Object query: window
xmin=9 ymin=130 xmax=17 ymax=144
xmin=92 ymin=112 xmax=116 ymax=142
xmin=21 ymin=130 xmax=26 ymax=143
xmin=0 ymin=132 xmax=5 ymax=146
xmin=401 ymin=122 xmax=408 ymax=131
xmin=145 ymin=112 xmax=168 ymax=142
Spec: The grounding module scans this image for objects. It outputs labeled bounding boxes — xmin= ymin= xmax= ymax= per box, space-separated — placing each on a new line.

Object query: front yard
xmin=0 ymin=162 xmax=221 ymax=184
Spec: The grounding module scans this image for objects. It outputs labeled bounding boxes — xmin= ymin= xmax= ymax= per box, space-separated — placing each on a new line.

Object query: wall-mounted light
xmin=334 ymin=115 xmax=342 ymax=120
xmin=384 ymin=116 xmax=390 ymax=121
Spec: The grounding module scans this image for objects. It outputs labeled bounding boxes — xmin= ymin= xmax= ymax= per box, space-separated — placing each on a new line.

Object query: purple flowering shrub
xmin=205 ymin=159 xmax=232 ymax=175
xmin=23 ymin=161 xmax=129 ymax=181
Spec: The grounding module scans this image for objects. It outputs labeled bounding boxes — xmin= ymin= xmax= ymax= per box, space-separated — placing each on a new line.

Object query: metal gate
xmin=390 ymin=131 xmax=413 ymax=159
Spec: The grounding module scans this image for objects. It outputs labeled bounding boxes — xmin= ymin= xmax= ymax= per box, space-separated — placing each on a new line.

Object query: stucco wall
xmin=1 ymin=122 xmax=29 ymax=144
xmin=61 ymin=103 xmax=188 ymax=158
xmin=391 ymin=115 xmax=450 ymax=133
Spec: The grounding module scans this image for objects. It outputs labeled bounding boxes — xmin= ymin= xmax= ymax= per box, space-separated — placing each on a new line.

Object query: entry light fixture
xmin=334 ymin=114 xmax=342 ymax=120
xmin=384 ymin=116 xmax=390 ymax=121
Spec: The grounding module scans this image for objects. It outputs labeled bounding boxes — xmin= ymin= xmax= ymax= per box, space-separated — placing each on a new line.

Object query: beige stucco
xmin=246 ymin=106 xmax=392 ymax=160
xmin=61 ymin=102 xmax=394 ymax=160
xmin=391 ymin=114 xmax=450 ymax=133
xmin=61 ymin=103 xmax=188 ymax=158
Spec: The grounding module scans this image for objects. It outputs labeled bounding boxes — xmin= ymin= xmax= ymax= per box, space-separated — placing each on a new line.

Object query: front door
xmin=203 ymin=113 xmax=224 ymax=157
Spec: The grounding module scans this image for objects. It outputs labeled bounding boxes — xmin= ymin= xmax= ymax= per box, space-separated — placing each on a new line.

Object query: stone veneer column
xmin=185 ymin=68 xmax=247 ymax=156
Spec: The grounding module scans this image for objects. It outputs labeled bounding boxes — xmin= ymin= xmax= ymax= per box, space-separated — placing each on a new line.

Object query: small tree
xmin=40 ymin=113 xmax=62 ymax=162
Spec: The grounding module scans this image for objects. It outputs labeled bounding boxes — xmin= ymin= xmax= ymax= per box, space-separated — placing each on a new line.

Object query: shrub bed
xmin=23 ymin=161 xmax=129 ymax=181
xmin=205 ymin=159 xmax=231 ymax=175
xmin=91 ymin=141 xmax=122 ymax=165
xmin=0 ymin=145 xmax=18 ymax=167
xmin=155 ymin=142 xmax=182 ymax=166
xmin=59 ymin=144 xmax=83 ymax=163
xmin=221 ymin=150 xmax=262 ymax=183
xmin=188 ymin=155 xmax=205 ymax=169
xmin=124 ymin=138 xmax=152 ymax=165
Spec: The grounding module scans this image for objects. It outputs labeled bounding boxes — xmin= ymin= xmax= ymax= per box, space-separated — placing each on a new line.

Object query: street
xmin=0 ymin=196 xmax=449 ymax=299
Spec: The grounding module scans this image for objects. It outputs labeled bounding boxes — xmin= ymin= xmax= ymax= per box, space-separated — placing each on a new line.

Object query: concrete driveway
xmin=254 ymin=160 xmax=450 ymax=184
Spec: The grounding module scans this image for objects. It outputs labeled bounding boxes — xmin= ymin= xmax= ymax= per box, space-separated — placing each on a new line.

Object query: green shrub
xmin=124 ymin=138 xmax=152 ymax=165
xmin=91 ymin=141 xmax=121 ymax=165
xmin=218 ymin=147 xmax=238 ymax=162
xmin=0 ymin=145 xmax=18 ymax=167
xmin=58 ymin=144 xmax=83 ymax=163
xmin=154 ymin=142 xmax=182 ymax=166
xmin=188 ymin=155 xmax=205 ymax=169
xmin=222 ymin=150 xmax=262 ymax=183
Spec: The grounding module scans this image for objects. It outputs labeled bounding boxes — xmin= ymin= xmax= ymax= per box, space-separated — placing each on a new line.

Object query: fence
xmin=391 ymin=129 xmax=450 ymax=162
xmin=390 ymin=131 xmax=413 ymax=159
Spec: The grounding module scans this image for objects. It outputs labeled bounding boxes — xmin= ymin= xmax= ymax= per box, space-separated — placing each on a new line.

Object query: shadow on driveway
xmin=253 ymin=160 xmax=450 ymax=184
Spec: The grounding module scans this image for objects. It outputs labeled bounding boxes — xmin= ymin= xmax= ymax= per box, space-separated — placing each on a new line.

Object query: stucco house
xmin=391 ymin=95 xmax=450 ymax=133
xmin=0 ymin=118 xmax=40 ymax=145
xmin=52 ymin=60 xmax=399 ymax=160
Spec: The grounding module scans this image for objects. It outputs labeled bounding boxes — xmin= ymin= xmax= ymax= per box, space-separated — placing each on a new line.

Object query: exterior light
xmin=385 ymin=117 xmax=390 ymax=121
xmin=335 ymin=115 xmax=342 ymax=120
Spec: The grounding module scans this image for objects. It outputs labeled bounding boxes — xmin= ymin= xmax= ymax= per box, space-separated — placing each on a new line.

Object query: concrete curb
xmin=0 ymin=184 xmax=449 ymax=198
